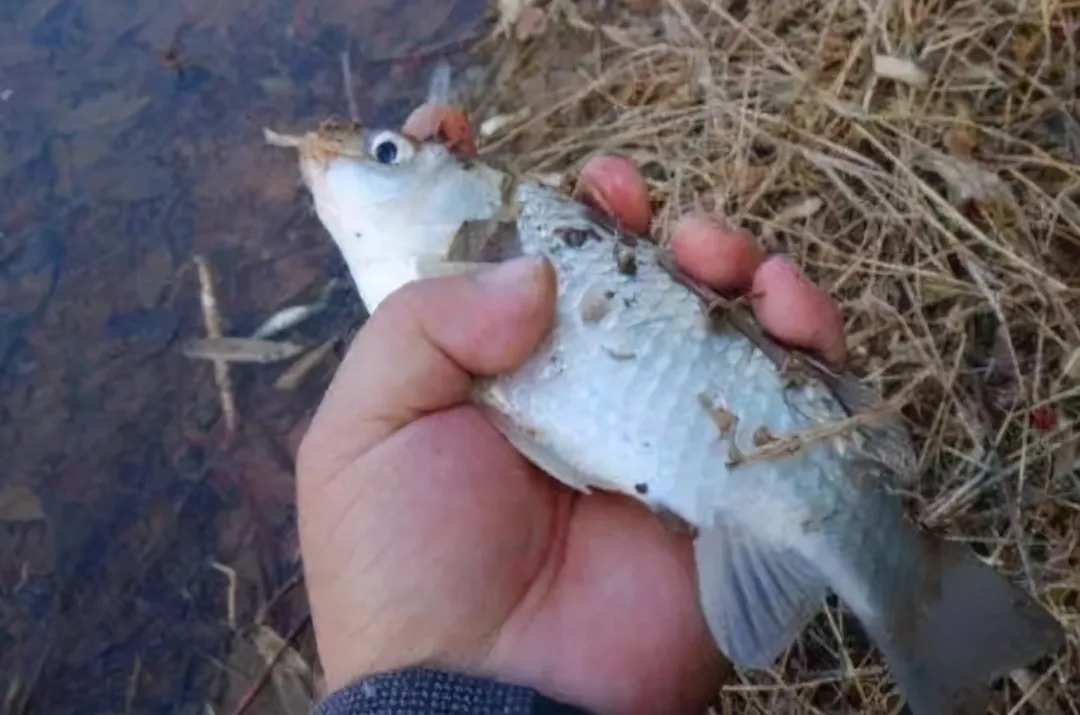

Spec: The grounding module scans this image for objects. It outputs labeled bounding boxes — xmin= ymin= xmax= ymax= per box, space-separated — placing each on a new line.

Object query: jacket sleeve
xmin=314 ymin=667 xmax=595 ymax=715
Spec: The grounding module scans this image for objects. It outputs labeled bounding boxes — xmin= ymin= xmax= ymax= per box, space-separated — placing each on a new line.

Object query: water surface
xmin=0 ymin=1 xmax=486 ymax=712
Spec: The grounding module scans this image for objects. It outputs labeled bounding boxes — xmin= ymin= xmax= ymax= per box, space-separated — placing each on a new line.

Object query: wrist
xmin=305 ymin=561 xmax=516 ymax=694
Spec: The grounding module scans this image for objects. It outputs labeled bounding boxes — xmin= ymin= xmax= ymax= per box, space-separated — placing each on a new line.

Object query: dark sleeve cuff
xmin=314 ymin=667 xmax=594 ymax=715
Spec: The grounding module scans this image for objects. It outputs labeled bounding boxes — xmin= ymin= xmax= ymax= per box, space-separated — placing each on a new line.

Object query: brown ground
xmin=466 ymin=0 xmax=1079 ymax=712
xmin=0 ymin=0 xmax=485 ymax=712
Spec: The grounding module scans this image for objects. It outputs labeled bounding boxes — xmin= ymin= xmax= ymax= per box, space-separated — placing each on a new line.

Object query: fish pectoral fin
xmin=694 ymin=522 xmax=827 ymax=669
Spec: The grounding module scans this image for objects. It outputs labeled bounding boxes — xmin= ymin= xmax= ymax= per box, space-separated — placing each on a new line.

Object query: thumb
xmin=297 ymin=256 xmax=556 ymax=486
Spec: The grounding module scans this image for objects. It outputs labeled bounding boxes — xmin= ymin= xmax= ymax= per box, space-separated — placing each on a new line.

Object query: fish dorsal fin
xmin=822 ymin=369 xmax=920 ymax=484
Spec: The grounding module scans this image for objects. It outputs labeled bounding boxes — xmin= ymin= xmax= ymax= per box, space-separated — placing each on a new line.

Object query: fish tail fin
xmin=695 ymin=503 xmax=1064 ymax=713
xmin=853 ymin=531 xmax=1064 ymax=714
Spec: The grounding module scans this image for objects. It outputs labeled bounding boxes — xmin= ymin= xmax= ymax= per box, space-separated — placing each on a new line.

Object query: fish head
xmin=284 ymin=119 xmax=505 ymax=312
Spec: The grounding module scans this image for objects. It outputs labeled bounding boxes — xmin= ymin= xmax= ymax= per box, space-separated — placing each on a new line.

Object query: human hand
xmin=296 ymin=105 xmax=846 ymax=715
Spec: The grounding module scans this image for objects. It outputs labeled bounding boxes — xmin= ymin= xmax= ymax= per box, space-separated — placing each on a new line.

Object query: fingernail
xmin=573 ymin=179 xmax=611 ymax=214
xmin=477 ymin=256 xmax=549 ymax=290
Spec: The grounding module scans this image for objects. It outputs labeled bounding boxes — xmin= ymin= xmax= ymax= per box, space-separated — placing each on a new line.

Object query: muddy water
xmin=0 ymin=0 xmax=486 ymax=712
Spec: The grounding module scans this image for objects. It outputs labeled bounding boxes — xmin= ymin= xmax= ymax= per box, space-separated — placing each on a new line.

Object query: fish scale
xmin=269 ymin=116 xmax=1066 ymax=715
xmin=482 ymin=181 xmax=858 ymax=530
xmin=471 ymin=180 xmax=1003 ymax=687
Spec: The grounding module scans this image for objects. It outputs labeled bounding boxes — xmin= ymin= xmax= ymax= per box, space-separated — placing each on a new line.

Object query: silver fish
xmin=268 ymin=119 xmax=1065 ymax=714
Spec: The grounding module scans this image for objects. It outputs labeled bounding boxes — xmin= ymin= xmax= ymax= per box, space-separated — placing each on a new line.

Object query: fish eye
xmin=375 ymin=141 xmax=397 ymax=164
xmin=368 ymin=131 xmax=414 ymax=166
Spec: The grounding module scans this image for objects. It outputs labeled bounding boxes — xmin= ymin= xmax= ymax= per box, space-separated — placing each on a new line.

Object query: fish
xmin=265 ymin=118 xmax=1066 ymax=713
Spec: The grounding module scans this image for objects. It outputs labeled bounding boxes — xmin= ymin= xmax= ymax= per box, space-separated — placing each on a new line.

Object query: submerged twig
xmin=211 ymin=561 xmax=238 ymax=629
xmin=274 ymin=338 xmax=339 ymax=390
xmin=193 ymin=256 xmax=238 ymax=435
xmin=255 ymin=570 xmax=305 ymax=626
xmin=251 ymin=279 xmax=341 ymax=340
xmin=183 ymin=337 xmax=307 ymax=365
xmin=123 ymin=654 xmax=142 ymax=715
xmin=229 ymin=616 xmax=312 ymax=715
xmin=340 ymin=49 xmax=360 ymax=123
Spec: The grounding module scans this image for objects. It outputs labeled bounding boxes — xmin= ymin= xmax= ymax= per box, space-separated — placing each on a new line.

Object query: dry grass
xmin=467 ymin=0 xmax=1080 ymax=711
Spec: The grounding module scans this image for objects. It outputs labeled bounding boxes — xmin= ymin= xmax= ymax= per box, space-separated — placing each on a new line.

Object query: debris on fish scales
xmin=264 ymin=108 xmax=1065 ymax=715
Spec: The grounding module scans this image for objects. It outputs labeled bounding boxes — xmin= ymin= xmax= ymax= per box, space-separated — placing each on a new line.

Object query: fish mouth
xmin=263 ymin=119 xmax=377 ymax=200
xmin=263 ymin=118 xmax=370 ymax=169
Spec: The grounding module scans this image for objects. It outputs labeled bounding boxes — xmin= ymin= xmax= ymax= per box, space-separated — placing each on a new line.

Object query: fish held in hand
xmin=268 ymin=118 xmax=1065 ymax=714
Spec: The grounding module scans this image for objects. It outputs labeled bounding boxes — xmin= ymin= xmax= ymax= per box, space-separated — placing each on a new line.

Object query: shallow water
xmin=0 ymin=0 xmax=486 ymax=712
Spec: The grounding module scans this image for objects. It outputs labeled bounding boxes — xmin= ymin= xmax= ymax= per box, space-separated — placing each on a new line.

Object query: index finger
xmin=574 ymin=154 xmax=653 ymax=235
